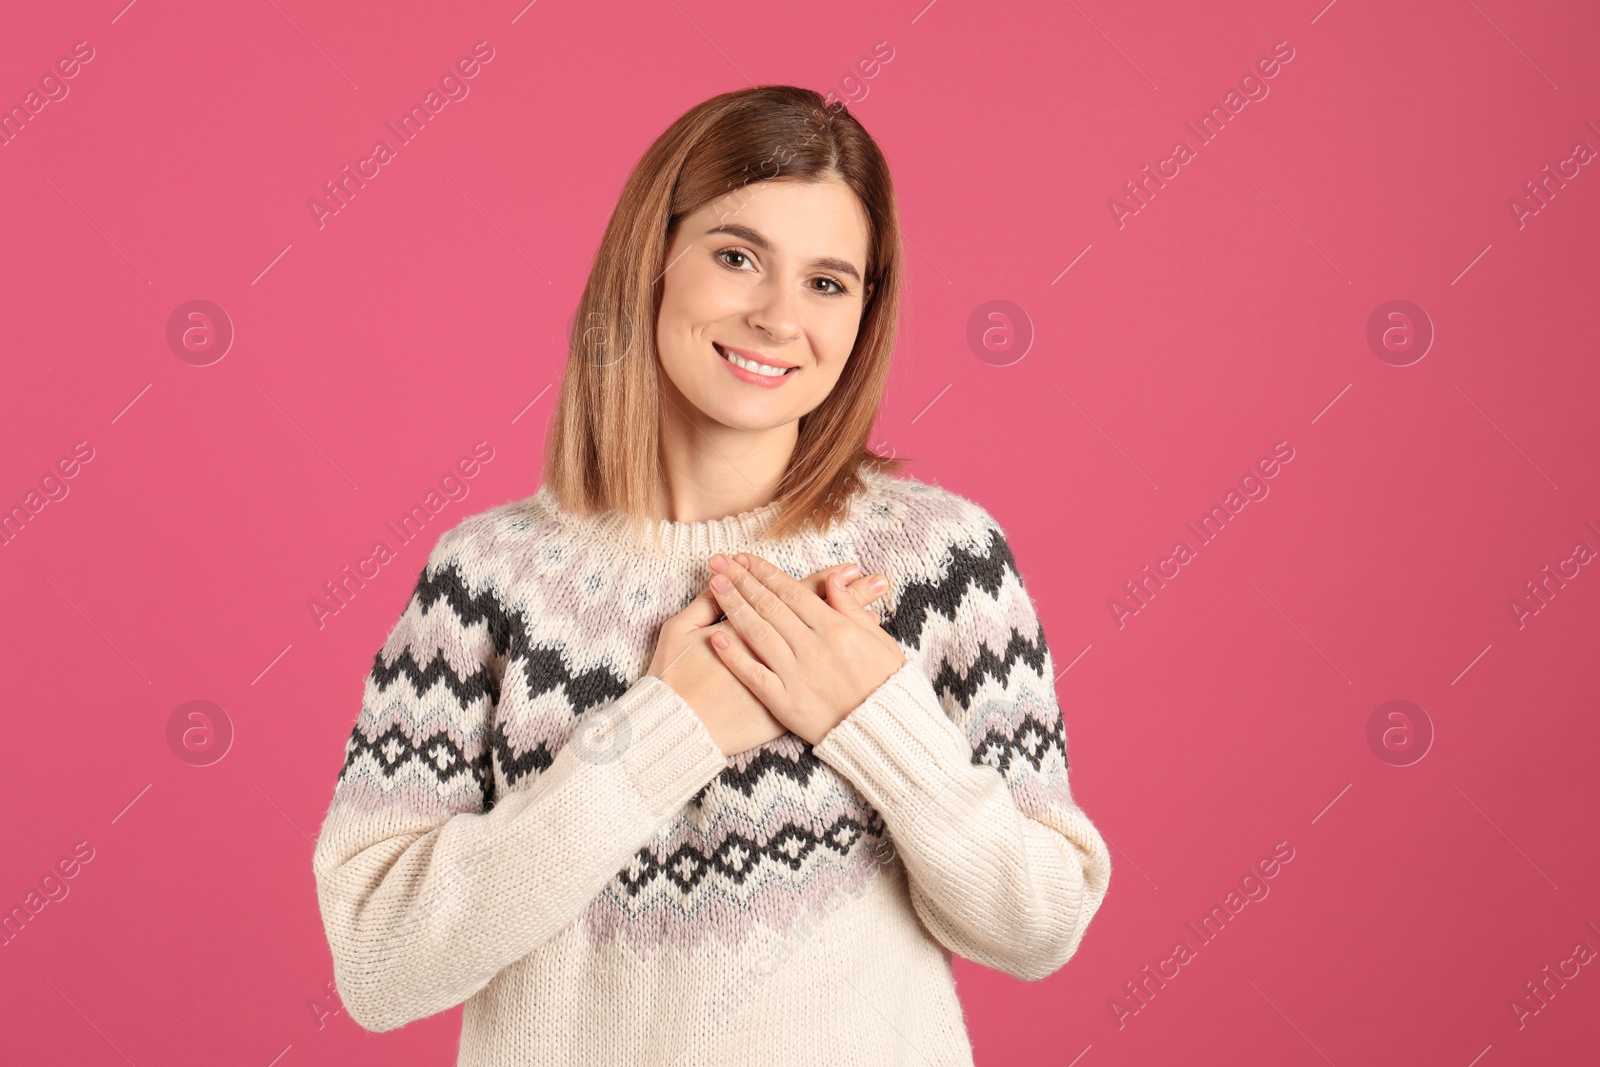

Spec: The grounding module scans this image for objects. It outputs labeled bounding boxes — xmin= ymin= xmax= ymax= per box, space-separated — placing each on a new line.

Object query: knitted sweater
xmin=311 ymin=466 xmax=1112 ymax=1066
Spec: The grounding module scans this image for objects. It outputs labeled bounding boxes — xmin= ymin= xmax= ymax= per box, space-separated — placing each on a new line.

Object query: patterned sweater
xmin=311 ymin=466 xmax=1112 ymax=1066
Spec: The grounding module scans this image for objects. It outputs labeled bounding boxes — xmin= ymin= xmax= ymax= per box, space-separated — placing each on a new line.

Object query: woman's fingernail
xmin=735 ymin=553 xmax=751 ymax=567
xmin=870 ymin=576 xmax=887 ymax=592
xmin=709 ymin=554 xmax=728 ymax=572
xmin=712 ymin=574 xmax=731 ymax=593
xmin=841 ymin=565 xmax=861 ymax=582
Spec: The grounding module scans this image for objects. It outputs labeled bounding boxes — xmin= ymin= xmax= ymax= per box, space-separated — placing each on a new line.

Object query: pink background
xmin=3 ymin=0 xmax=1597 ymax=1063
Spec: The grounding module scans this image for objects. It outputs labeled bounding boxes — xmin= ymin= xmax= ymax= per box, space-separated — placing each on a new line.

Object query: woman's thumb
xmin=825 ymin=572 xmax=881 ymax=623
xmin=676 ymin=582 xmax=723 ymax=630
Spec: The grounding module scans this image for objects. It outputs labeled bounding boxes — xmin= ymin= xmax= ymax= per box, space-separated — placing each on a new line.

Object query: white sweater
xmin=311 ymin=467 xmax=1111 ymax=1065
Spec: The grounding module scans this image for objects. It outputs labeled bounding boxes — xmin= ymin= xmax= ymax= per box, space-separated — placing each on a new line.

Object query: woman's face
xmin=655 ymin=176 xmax=874 ymax=433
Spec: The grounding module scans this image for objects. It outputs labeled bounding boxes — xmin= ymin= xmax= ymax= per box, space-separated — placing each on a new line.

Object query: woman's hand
xmin=648 ymin=562 xmax=892 ymax=756
xmin=705 ymin=552 xmax=907 ymax=746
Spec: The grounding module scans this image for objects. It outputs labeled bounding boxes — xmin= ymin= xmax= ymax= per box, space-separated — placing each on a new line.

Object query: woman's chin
xmin=698 ymin=398 xmax=800 ymax=433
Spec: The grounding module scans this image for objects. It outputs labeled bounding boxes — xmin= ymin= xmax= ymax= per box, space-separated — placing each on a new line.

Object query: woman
xmin=312 ymin=84 xmax=1111 ymax=1066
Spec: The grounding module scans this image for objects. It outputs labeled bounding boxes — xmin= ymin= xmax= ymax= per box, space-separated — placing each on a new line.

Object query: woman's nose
xmin=747 ymin=281 xmax=801 ymax=341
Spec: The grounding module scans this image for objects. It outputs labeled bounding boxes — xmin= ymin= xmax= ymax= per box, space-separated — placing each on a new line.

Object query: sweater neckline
xmin=533 ymin=484 xmax=792 ymax=560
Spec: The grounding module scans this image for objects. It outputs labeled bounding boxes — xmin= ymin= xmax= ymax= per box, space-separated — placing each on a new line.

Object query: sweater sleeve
xmin=812 ymin=514 xmax=1111 ymax=982
xmin=311 ymin=528 xmax=728 ymax=1032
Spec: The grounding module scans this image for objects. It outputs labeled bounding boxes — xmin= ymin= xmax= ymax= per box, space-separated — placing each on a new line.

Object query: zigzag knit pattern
xmin=328 ymin=470 xmax=1075 ymax=953
xmin=314 ymin=467 xmax=1110 ymax=1060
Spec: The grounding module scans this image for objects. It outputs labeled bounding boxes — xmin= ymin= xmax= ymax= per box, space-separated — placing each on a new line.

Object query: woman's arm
xmin=812 ymin=517 xmax=1111 ymax=982
xmin=311 ymin=530 xmax=727 ymax=1032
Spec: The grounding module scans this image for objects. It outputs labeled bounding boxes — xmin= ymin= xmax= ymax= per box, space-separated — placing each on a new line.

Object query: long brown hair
xmin=542 ymin=85 xmax=908 ymax=543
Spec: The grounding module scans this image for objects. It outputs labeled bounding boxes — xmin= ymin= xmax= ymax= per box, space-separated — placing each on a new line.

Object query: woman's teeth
xmin=717 ymin=344 xmax=793 ymax=377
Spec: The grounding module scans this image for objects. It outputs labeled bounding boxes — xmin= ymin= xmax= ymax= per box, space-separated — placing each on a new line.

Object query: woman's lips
xmin=715 ymin=343 xmax=797 ymax=389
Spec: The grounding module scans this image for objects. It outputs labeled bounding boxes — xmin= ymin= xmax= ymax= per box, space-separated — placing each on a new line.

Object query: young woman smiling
xmin=313 ymin=85 xmax=1111 ymax=1067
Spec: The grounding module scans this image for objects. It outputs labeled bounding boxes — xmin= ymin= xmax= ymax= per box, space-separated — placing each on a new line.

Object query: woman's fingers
xmin=648 ymin=584 xmax=723 ymax=679
xmin=703 ymin=556 xmax=887 ymax=663
xmin=842 ymin=573 xmax=888 ymax=609
xmin=707 ymin=625 xmax=783 ymax=708
xmin=800 ymin=564 xmax=890 ymax=610
xmin=800 ymin=563 xmax=861 ymax=599
xmin=718 ymin=553 xmax=839 ymax=633
xmin=710 ymin=553 xmax=822 ymax=646
xmin=708 ymin=565 xmax=801 ymax=673
xmin=832 ymin=572 xmax=888 ymax=625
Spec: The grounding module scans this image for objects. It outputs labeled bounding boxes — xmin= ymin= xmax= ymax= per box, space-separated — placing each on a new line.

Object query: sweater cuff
xmin=812 ymin=659 xmax=974 ymax=819
xmin=610 ymin=674 xmax=729 ymax=817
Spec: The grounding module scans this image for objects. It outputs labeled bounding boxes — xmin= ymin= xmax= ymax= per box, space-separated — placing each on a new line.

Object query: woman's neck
xmin=652 ymin=398 xmax=799 ymax=524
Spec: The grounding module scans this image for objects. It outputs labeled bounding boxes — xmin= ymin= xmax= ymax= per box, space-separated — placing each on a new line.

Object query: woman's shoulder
xmin=419 ymin=487 xmax=563 ymax=575
xmin=851 ymin=466 xmax=1011 ymax=559
xmin=848 ymin=469 xmax=1035 ymax=657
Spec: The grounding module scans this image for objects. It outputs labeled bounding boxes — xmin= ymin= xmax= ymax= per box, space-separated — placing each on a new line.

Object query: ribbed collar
xmin=532 ymin=484 xmax=797 ymax=560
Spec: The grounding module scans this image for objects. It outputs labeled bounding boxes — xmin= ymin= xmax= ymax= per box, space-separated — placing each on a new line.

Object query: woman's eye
xmin=716 ymin=249 xmax=846 ymax=295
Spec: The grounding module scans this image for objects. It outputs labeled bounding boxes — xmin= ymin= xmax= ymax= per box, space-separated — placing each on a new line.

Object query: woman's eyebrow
xmin=704 ymin=223 xmax=862 ymax=283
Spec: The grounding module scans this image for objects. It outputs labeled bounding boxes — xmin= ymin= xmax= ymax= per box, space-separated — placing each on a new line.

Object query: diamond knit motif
xmin=312 ymin=473 xmax=1113 ymax=1062
xmin=335 ymin=475 xmax=1075 ymax=955
xmin=314 ymin=468 xmax=1111 ymax=1060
